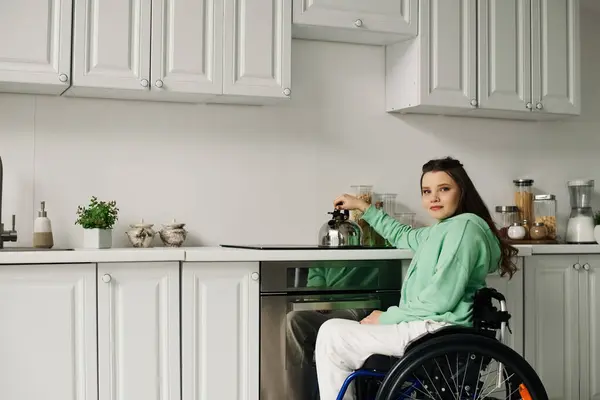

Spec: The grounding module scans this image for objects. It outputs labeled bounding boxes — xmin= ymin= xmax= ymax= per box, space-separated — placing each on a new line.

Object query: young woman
xmin=314 ymin=157 xmax=518 ymax=400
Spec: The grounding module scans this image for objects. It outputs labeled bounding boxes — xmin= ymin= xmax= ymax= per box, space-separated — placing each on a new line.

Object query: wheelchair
xmin=335 ymin=287 xmax=549 ymax=400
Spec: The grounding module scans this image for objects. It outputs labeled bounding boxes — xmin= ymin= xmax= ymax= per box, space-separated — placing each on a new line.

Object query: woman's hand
xmin=334 ymin=194 xmax=369 ymax=212
xmin=360 ymin=310 xmax=382 ymax=325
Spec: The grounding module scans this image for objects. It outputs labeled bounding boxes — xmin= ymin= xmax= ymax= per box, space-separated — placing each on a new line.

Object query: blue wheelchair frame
xmin=334 ymin=287 xmax=511 ymax=400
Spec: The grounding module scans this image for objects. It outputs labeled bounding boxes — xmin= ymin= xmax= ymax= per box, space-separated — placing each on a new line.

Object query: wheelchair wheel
xmin=375 ymin=333 xmax=547 ymax=400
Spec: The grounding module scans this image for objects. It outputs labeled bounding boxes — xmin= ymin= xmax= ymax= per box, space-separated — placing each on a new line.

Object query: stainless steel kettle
xmin=318 ymin=209 xmax=363 ymax=247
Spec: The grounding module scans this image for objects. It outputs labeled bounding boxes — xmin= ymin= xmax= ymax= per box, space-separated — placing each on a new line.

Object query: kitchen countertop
xmin=1 ymin=244 xmax=599 ymax=264
xmin=0 ymin=247 xmax=186 ymax=264
xmin=0 ymin=245 xmax=533 ymax=264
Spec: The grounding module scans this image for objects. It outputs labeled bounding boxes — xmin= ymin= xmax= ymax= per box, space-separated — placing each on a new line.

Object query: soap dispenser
xmin=33 ymin=201 xmax=54 ymax=248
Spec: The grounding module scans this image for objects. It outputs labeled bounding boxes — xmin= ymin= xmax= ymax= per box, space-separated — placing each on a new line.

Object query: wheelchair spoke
xmin=406 ymin=374 xmax=437 ymax=399
xmin=434 ymin=358 xmax=458 ymax=400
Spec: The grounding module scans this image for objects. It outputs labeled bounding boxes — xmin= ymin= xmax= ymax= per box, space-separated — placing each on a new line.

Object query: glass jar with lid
xmin=530 ymin=222 xmax=548 ymax=240
xmin=495 ymin=206 xmax=520 ymax=239
xmin=513 ymin=179 xmax=534 ymax=223
xmin=350 ymin=185 xmax=374 ymax=245
xmin=533 ymin=194 xmax=557 ymax=240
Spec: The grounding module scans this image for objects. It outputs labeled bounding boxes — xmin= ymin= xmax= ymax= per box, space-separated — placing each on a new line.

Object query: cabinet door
xmin=418 ymin=0 xmax=477 ymax=110
xmin=182 ymin=262 xmax=259 ymax=400
xmin=222 ymin=0 xmax=291 ymax=101
xmin=485 ymin=258 xmax=524 ymax=356
xmin=0 ymin=0 xmax=72 ymax=95
xmin=98 ymin=262 xmax=180 ymax=400
xmin=0 ymin=264 xmax=97 ymax=400
xmin=478 ymin=0 xmax=532 ymax=112
xmin=69 ymin=0 xmax=152 ymax=96
xmin=150 ymin=0 xmax=223 ymax=101
xmin=524 ymin=256 xmax=579 ymax=400
xmin=531 ymin=0 xmax=580 ymax=115
xmin=292 ymin=0 xmax=417 ymax=45
xmin=578 ymin=256 xmax=600 ymax=400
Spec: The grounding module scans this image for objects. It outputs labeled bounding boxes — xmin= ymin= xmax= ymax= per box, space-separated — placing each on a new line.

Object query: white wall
xmin=1 ymin=12 xmax=599 ymax=249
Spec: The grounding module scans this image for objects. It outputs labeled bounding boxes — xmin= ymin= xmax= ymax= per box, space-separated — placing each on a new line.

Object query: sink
xmin=0 ymin=247 xmax=74 ymax=252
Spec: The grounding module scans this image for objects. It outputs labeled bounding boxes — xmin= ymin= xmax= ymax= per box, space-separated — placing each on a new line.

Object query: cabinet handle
xmin=102 ymin=274 xmax=112 ymax=283
xmin=155 ymin=80 xmax=164 ymax=88
xmin=526 ymin=102 xmax=532 ymax=109
xmin=536 ymin=102 xmax=543 ymax=110
xmin=59 ymin=74 xmax=68 ymax=83
xmin=583 ymin=263 xmax=590 ymax=271
xmin=574 ymin=263 xmax=581 ymax=270
xmin=140 ymin=79 xmax=149 ymax=87
xmin=251 ymin=272 xmax=259 ymax=281
xmin=470 ymin=99 xmax=478 ymax=107
xmin=354 ymin=19 xmax=363 ymax=27
xmin=283 ymin=88 xmax=291 ymax=96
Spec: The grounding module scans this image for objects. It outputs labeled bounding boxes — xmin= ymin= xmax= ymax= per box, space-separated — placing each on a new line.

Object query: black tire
xmin=375 ymin=333 xmax=548 ymax=400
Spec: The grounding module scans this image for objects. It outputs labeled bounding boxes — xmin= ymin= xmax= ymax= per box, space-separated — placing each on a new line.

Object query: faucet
xmin=0 ymin=156 xmax=17 ymax=249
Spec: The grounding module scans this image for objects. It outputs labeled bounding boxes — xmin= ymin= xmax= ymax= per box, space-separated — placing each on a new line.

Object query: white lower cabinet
xmin=0 ymin=263 xmax=98 ymax=400
xmin=524 ymin=255 xmax=600 ymax=400
xmin=97 ymin=262 xmax=180 ymax=400
xmin=182 ymin=261 xmax=260 ymax=400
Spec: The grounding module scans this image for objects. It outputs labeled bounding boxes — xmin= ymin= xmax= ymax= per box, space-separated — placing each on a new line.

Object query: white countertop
xmin=0 ymin=247 xmax=186 ymax=264
xmin=0 ymin=245 xmax=540 ymax=264
xmin=183 ymin=247 xmax=415 ymax=262
xmin=528 ymin=244 xmax=600 ymax=254
xmin=1 ymin=243 xmax=600 ymax=264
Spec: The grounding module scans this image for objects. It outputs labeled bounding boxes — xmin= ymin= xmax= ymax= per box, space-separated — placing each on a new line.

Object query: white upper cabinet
xmin=0 ymin=0 xmax=73 ymax=95
xmin=531 ymin=0 xmax=581 ymax=116
xmin=386 ymin=0 xmax=581 ymax=120
xmin=292 ymin=0 xmax=418 ymax=45
xmin=67 ymin=0 xmax=152 ymax=98
xmin=385 ymin=0 xmax=477 ymax=114
xmin=64 ymin=0 xmax=289 ymax=104
xmin=478 ymin=0 xmax=532 ymax=114
xmin=150 ymin=0 xmax=224 ymax=101
xmin=66 ymin=0 xmax=220 ymax=102
xmin=220 ymin=0 xmax=292 ymax=103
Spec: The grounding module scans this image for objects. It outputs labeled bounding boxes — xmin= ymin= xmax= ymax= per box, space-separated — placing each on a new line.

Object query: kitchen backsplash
xmin=1 ymin=13 xmax=599 ymax=248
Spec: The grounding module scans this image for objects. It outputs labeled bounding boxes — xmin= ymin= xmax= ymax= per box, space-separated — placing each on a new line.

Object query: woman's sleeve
xmin=361 ymin=205 xmax=430 ymax=251
xmin=377 ymin=221 xmax=480 ymax=325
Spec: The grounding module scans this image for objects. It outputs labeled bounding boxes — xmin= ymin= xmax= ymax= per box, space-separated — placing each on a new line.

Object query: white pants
xmin=315 ymin=318 xmax=448 ymax=400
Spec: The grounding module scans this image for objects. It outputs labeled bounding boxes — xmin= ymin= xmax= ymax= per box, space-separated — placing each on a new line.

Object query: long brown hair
xmin=421 ymin=157 xmax=518 ymax=278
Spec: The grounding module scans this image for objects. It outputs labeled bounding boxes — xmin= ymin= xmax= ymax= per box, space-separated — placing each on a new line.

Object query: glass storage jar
xmin=495 ymin=206 xmax=520 ymax=239
xmin=533 ymin=194 xmax=557 ymax=240
xmin=350 ymin=185 xmax=374 ymax=245
xmin=380 ymin=193 xmax=397 ymax=215
xmin=530 ymin=222 xmax=548 ymax=240
xmin=508 ymin=222 xmax=527 ymax=240
xmin=395 ymin=212 xmax=416 ymax=228
xmin=513 ymin=179 xmax=534 ymax=224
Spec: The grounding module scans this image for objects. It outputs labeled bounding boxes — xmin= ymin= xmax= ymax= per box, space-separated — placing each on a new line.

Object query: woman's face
xmin=421 ymin=171 xmax=461 ymax=220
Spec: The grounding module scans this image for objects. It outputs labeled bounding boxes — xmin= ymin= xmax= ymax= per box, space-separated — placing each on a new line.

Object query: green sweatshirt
xmin=362 ymin=205 xmax=501 ymax=326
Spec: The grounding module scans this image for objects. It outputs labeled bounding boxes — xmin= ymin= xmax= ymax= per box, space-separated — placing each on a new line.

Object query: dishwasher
xmin=258 ymin=258 xmax=403 ymax=400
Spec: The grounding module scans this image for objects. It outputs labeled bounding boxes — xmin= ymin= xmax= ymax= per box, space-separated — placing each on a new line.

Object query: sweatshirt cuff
xmin=378 ymin=310 xmax=399 ymax=325
xmin=361 ymin=204 xmax=377 ymax=222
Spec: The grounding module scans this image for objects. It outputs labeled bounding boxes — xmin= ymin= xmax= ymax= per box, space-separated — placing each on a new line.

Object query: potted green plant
xmin=75 ymin=196 xmax=119 ymax=249
xmin=594 ymin=211 xmax=600 ymax=244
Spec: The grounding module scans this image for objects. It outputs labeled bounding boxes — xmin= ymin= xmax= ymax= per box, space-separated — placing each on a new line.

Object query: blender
xmin=565 ymin=179 xmax=596 ymax=243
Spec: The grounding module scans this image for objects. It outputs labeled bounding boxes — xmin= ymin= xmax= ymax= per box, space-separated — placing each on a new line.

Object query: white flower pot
xmin=83 ymin=228 xmax=112 ymax=249
xmin=595 ymin=225 xmax=600 ymax=244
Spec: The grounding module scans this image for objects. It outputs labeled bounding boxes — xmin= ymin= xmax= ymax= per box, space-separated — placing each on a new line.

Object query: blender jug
xmin=565 ymin=179 xmax=596 ymax=243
